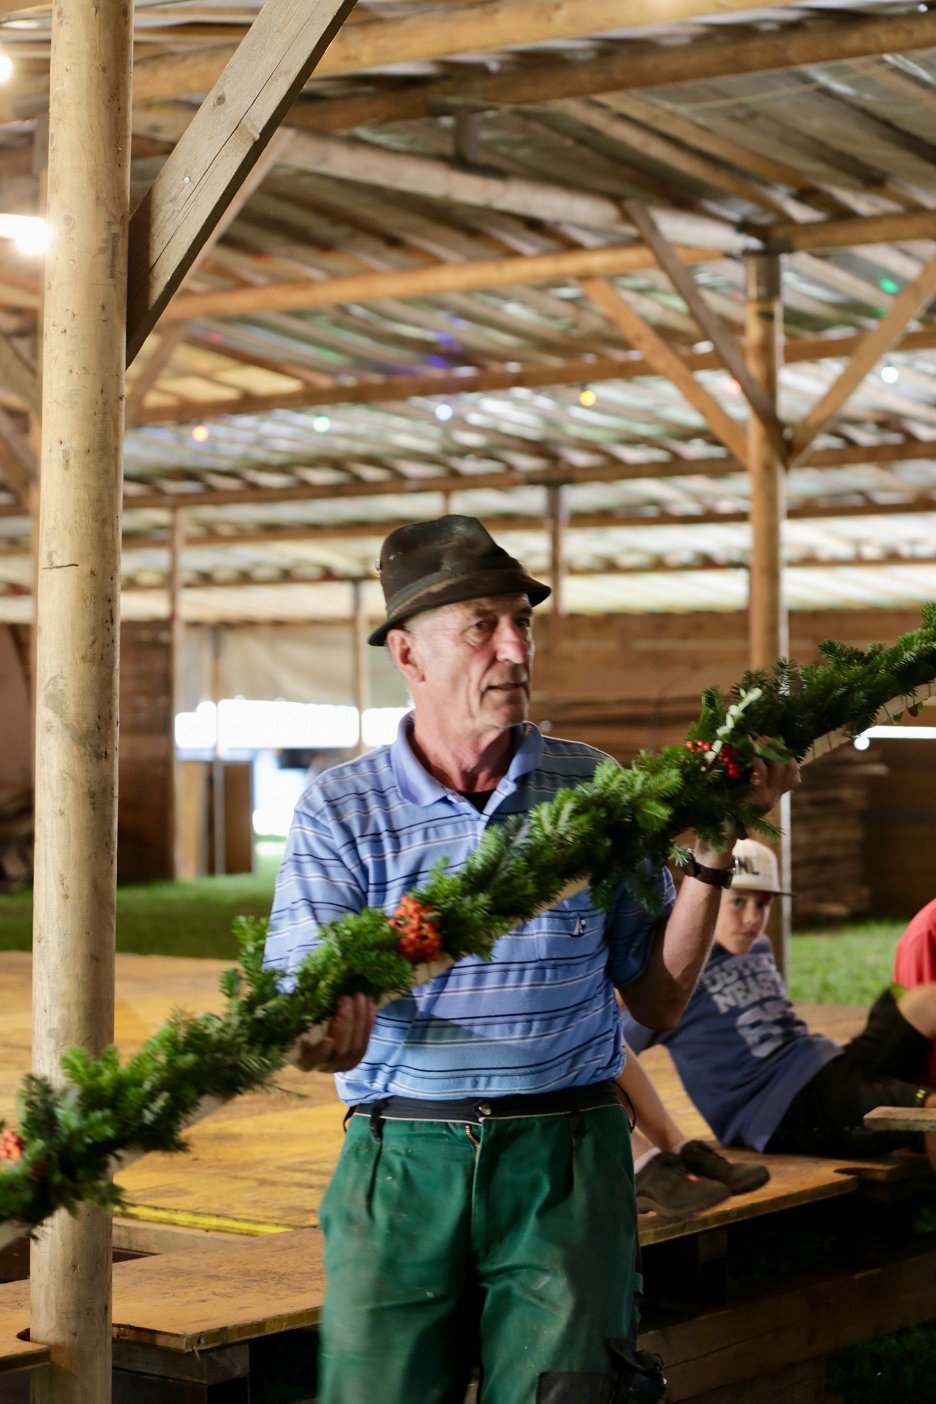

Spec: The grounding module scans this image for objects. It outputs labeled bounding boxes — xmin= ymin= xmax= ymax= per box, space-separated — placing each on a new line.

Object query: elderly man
xmin=265 ymin=516 xmax=796 ymax=1404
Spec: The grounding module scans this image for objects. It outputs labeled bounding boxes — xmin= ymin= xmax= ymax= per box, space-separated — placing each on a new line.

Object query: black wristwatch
xmin=680 ymin=853 xmax=736 ymax=889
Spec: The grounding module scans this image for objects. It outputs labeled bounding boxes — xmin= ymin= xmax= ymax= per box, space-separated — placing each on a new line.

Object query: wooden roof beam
xmin=765 ymin=211 xmax=936 ymax=255
xmin=163 ymin=241 xmax=728 ymax=325
xmin=281 ymin=11 xmax=936 ymax=134
xmin=128 ymin=0 xmax=811 ymax=108
xmin=1 ymin=437 xmax=931 ymax=524
xmin=133 ymin=326 xmax=936 ymax=428
xmin=125 ymin=0 xmax=359 ymax=363
xmin=790 ymin=252 xmax=936 ymax=466
xmin=582 ymin=276 xmax=749 ymax=466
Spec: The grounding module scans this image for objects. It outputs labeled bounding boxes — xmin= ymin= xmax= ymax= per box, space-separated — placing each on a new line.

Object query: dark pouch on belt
xmin=537 ymin=1339 xmax=667 ymax=1404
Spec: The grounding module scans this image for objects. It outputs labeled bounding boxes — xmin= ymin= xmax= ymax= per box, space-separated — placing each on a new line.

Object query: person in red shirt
xmin=894 ymin=897 xmax=936 ymax=1085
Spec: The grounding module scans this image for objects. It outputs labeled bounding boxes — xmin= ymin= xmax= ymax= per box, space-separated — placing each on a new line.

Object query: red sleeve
xmin=894 ymin=899 xmax=936 ymax=986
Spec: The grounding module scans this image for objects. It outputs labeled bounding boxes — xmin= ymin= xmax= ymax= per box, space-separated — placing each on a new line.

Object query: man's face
xmin=400 ymin=593 xmax=534 ymax=741
xmin=714 ymin=888 xmax=773 ymax=956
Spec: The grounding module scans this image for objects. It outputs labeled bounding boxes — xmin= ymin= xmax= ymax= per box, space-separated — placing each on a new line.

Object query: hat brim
xmin=368 ymin=570 xmax=550 ymax=646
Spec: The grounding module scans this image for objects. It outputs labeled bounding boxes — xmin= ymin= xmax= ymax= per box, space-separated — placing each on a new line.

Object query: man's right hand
xmin=293 ymin=993 xmax=377 ymax=1073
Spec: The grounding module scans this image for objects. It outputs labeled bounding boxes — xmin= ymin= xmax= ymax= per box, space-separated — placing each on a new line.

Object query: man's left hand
xmin=293 ymin=993 xmax=377 ymax=1073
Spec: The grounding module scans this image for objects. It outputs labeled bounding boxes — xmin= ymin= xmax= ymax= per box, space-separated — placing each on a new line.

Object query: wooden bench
xmin=0 ymin=1149 xmax=932 ymax=1404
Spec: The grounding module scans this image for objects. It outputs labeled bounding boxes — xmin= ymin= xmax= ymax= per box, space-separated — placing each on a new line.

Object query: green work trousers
xmin=318 ymin=1104 xmax=639 ymax=1404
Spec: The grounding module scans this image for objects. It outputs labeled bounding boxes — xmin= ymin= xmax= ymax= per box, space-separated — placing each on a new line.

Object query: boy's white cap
xmin=731 ymin=838 xmax=791 ymax=896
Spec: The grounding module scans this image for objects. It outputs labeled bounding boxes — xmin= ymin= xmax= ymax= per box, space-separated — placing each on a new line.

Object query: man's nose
xmin=495 ymin=620 xmax=530 ymax=663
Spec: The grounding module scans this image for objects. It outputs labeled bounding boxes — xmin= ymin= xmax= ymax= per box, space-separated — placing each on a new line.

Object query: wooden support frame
xmin=582 ymin=277 xmax=749 ymax=466
xmin=125 ymin=0 xmax=358 ymax=361
xmin=126 ymin=130 xmax=294 ymax=424
xmin=625 ymin=201 xmax=786 ymax=456
xmin=790 ymin=251 xmax=936 ymax=466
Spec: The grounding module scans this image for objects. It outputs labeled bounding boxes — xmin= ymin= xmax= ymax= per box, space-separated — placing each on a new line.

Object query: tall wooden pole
xmin=168 ymin=509 xmax=185 ymax=879
xmin=211 ymin=625 xmax=226 ymax=877
xmin=547 ymin=484 xmax=566 ymax=620
xmin=352 ymin=580 xmax=370 ymax=756
xmin=30 ymin=0 xmax=133 ymax=1400
xmin=745 ymin=252 xmax=792 ymax=971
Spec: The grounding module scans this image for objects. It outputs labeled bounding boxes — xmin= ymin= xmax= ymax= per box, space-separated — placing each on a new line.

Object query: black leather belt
xmin=350 ymin=1080 xmax=621 ymax=1129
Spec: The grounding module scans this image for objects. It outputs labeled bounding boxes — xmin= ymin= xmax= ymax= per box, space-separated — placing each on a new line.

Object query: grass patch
xmin=787 ymin=921 xmax=903 ymax=1006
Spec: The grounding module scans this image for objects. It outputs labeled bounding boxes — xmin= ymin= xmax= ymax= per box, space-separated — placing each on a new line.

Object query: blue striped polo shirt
xmin=264 ymin=716 xmax=673 ymax=1104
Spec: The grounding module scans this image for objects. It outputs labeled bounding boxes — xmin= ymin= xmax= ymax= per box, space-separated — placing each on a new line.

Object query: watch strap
xmin=680 ymin=852 xmax=736 ymax=889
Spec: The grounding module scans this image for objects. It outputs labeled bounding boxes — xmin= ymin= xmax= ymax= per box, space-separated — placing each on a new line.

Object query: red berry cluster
xmin=0 ymin=1129 xmax=23 ymax=1164
xmin=685 ymin=738 xmax=744 ymax=780
xmin=391 ymin=895 xmax=443 ymax=964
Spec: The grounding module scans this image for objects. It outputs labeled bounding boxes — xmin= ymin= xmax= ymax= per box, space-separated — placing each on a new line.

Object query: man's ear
xmin=387 ymin=628 xmax=425 ymax=685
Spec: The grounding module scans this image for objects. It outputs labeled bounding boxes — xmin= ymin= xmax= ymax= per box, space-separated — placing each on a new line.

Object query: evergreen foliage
xmin=1 ymin=608 xmax=935 ymax=1236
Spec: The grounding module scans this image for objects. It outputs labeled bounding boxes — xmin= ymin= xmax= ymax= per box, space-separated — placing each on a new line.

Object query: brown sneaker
xmin=635 ymin=1152 xmax=730 ymax=1218
xmin=679 ymin=1140 xmax=770 ymax=1196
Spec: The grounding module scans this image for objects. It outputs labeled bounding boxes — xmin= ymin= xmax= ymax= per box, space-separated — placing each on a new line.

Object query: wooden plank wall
xmin=118 ymin=621 xmax=174 ymax=884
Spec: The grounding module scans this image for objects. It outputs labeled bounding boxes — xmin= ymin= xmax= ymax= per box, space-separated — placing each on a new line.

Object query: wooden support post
xmin=547 ymin=484 xmax=566 ymax=621
xmin=746 ymin=254 xmax=787 ymax=671
xmin=745 ymin=252 xmax=791 ymax=973
xmin=30 ymin=0 xmax=133 ymax=1400
xmin=167 ymin=510 xmax=185 ymax=879
xmin=211 ymin=626 xmax=226 ymax=878
xmin=351 ymin=581 xmax=370 ymax=757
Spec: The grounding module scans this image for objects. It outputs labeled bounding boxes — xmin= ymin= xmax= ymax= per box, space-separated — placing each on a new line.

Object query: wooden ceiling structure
xmin=1 ymin=1 xmax=936 ymax=624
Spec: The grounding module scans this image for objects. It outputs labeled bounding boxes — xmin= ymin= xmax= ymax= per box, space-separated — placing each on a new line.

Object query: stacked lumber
xmin=790 ymin=751 xmax=885 ymax=921
xmin=0 ymin=788 xmax=32 ymax=893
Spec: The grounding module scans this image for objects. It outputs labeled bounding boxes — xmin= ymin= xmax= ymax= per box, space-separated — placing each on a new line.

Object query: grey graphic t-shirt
xmin=621 ymin=936 xmax=840 ymax=1150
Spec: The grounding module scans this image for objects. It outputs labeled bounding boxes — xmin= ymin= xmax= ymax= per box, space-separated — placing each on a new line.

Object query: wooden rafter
xmin=2 ymin=436 xmax=933 ymax=524
xmin=126 ymin=131 xmax=295 ymax=425
xmin=623 ymin=201 xmax=786 ymax=456
xmin=128 ymin=0 xmax=813 ymax=108
xmin=162 ymin=241 xmax=726 ymax=325
xmin=765 ymin=211 xmax=936 ymax=255
xmin=0 ymin=406 xmax=36 ymax=504
xmin=279 ymin=10 xmax=936 ymax=134
xmin=581 ymin=277 xmax=749 ymax=466
xmin=790 ymin=253 xmax=936 ymax=466
xmin=131 ymin=325 xmax=936 ymax=428
xmin=125 ymin=0 xmax=359 ymax=361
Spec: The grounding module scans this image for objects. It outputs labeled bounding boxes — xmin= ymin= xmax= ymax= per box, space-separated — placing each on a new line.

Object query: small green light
xmin=879 ymin=278 xmax=900 ymax=294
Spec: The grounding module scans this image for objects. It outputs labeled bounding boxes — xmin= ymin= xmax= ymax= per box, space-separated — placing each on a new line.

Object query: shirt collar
xmin=390 ymin=713 xmax=543 ymax=807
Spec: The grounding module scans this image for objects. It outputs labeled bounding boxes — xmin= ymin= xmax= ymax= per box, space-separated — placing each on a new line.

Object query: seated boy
xmin=619 ymin=839 xmax=936 ymax=1168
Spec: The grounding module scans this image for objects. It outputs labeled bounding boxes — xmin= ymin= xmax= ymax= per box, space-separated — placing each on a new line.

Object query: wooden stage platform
xmin=0 ymin=952 xmax=934 ymax=1403
xmin=0 ymin=951 xmax=916 ymax=1249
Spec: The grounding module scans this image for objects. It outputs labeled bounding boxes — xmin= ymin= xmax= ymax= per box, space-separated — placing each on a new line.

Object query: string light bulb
xmin=880 ymin=363 xmax=899 ymax=384
xmin=434 ymin=403 xmax=454 ymax=422
xmin=579 ymin=387 xmax=597 ymax=407
xmin=191 ymin=423 xmax=210 ymax=443
xmin=312 ymin=414 xmax=330 ymax=433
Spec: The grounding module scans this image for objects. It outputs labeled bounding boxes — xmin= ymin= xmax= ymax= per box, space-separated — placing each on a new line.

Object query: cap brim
xmin=368 ymin=572 xmax=550 ymax=645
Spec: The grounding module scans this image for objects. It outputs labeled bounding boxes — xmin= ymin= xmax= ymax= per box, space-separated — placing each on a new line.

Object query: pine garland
xmin=2 ymin=604 xmax=936 ymax=1236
